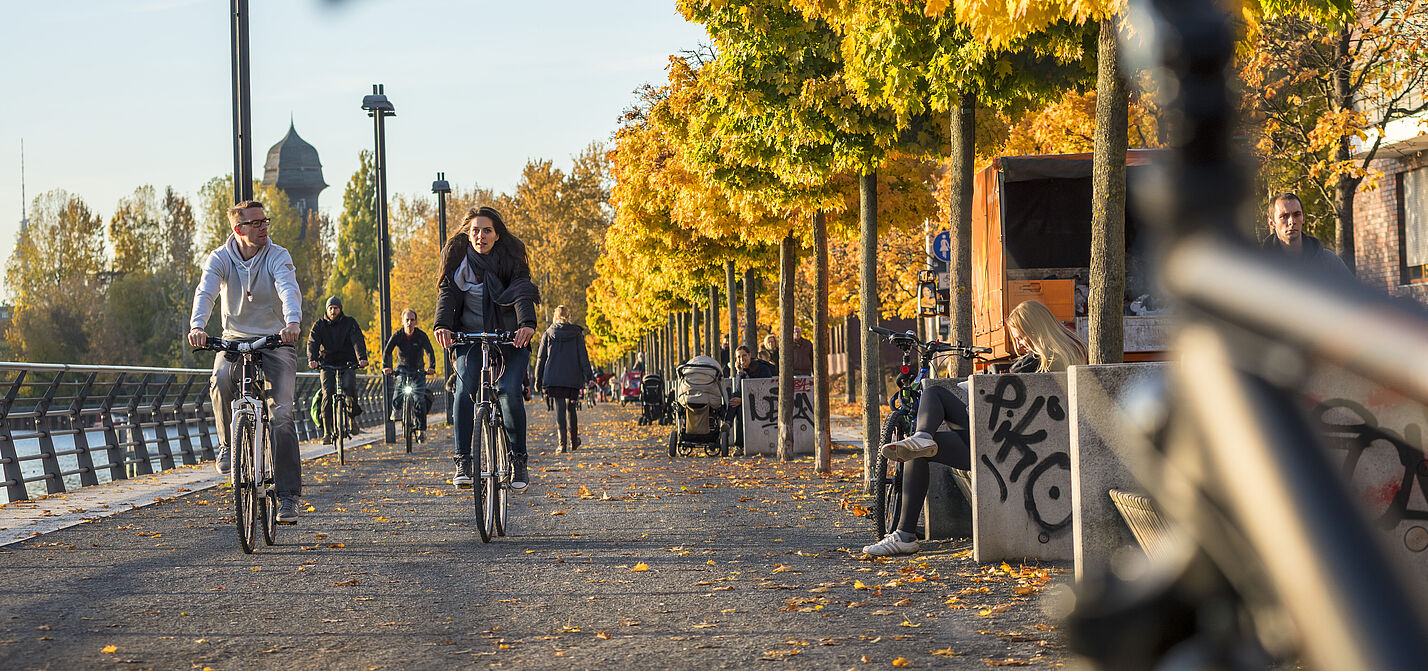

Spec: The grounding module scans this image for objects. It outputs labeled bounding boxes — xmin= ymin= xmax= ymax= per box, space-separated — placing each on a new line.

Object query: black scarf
xmin=466 ymin=247 xmax=541 ymax=326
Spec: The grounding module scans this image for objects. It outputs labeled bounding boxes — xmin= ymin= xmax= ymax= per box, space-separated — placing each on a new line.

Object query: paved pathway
xmin=0 ymin=401 xmax=1070 ymax=670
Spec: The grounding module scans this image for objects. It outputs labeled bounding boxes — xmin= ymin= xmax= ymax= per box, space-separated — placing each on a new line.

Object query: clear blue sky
xmin=0 ymin=0 xmax=706 ymax=285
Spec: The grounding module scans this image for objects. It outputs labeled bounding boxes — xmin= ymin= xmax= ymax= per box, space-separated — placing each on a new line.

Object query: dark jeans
xmin=392 ymin=367 xmax=428 ymax=432
xmin=552 ymin=396 xmax=579 ymax=444
xmin=320 ymin=367 xmax=358 ymax=438
xmin=896 ymin=384 xmax=971 ymax=535
xmin=453 ymin=343 xmax=529 ymax=462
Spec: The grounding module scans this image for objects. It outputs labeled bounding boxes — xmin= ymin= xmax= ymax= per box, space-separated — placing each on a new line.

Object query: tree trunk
xmin=778 ymin=233 xmax=797 ymax=463
xmin=685 ymin=306 xmax=696 ymax=359
xmin=859 ymin=172 xmax=881 ymax=492
xmin=813 ymin=212 xmax=832 ymax=474
xmin=726 ymin=261 xmax=738 ymax=372
xmin=743 ymin=269 xmax=758 ymax=352
xmin=1334 ymin=28 xmax=1358 ymax=272
xmin=1089 ymin=18 xmax=1128 ymax=364
xmin=950 ymin=92 xmax=976 ymax=375
xmin=708 ymin=285 xmax=719 ymax=363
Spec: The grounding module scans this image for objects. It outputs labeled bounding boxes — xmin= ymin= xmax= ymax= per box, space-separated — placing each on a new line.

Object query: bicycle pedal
xmin=276 ymin=519 xmax=297 ymax=525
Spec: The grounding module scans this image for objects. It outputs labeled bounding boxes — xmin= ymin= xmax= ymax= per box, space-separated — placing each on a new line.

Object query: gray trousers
xmin=210 ymin=345 xmax=301 ymax=497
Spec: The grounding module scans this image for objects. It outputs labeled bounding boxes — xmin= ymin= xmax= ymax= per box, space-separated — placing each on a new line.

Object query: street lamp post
xmin=432 ymin=172 xmax=452 ymax=426
xmin=229 ymin=0 xmax=253 ymax=203
xmin=362 ymin=84 xmax=396 ymax=443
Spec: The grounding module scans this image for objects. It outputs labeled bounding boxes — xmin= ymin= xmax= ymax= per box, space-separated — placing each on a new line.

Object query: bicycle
xmin=867 ymin=325 xmax=988 ymax=541
xmin=195 ymin=334 xmax=290 ymax=554
xmin=392 ymin=367 xmax=430 ymax=454
xmin=451 ymin=331 xmax=518 ymax=543
xmin=1057 ymin=2 xmax=1428 ymax=668
xmin=318 ymin=363 xmax=362 ymax=465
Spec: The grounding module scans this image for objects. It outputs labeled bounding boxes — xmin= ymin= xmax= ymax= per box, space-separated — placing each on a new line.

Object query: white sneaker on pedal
xmin=451 ymin=459 xmax=473 ymax=488
xmin=863 ymin=531 xmax=919 ymax=557
xmin=879 ymin=432 xmax=938 ymax=462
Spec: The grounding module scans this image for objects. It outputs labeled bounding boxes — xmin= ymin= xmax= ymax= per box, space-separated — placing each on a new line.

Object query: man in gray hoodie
xmin=188 ymin=200 xmax=304 ymax=523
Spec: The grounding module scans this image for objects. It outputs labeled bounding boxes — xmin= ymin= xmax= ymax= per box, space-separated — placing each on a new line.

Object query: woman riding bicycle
xmin=864 ymin=299 xmax=1088 ymax=557
xmin=433 ymin=206 xmax=539 ymax=491
xmin=534 ymin=305 xmax=594 ymax=453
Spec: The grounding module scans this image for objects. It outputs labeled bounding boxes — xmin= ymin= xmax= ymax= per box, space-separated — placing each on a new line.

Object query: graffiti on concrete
xmin=978 ymin=376 xmax=1071 ymax=539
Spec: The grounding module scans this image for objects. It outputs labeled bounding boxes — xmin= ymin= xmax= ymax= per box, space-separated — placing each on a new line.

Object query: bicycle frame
xmin=230 ymin=355 xmax=269 ymax=493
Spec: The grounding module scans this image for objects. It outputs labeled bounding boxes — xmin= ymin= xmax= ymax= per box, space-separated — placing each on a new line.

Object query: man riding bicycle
xmin=187 ymin=199 xmax=304 ymax=523
xmin=307 ymin=296 xmax=369 ymax=444
xmin=383 ymin=308 xmax=438 ymax=439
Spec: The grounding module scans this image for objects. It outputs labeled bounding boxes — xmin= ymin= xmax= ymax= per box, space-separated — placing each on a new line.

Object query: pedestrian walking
xmin=535 ymin=306 xmax=594 ymax=453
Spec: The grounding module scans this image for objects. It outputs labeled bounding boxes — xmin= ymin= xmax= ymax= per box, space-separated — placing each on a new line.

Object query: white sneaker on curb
xmin=863 ymin=531 xmax=919 ymax=557
xmin=879 ymin=432 xmax=938 ymax=462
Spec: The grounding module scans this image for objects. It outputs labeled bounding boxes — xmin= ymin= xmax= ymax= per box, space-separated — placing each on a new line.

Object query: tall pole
xmin=229 ymin=0 xmax=253 ymax=203
xmin=363 ymin=84 xmax=397 ymax=443
xmin=433 ymin=172 xmax=451 ymax=425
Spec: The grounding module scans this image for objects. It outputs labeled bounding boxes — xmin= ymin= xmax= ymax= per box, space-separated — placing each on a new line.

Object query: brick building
xmin=1351 ymin=113 xmax=1428 ymax=303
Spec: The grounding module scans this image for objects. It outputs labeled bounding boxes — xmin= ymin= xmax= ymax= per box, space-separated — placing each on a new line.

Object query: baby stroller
xmin=667 ymin=356 xmax=729 ymax=458
xmin=620 ymin=371 xmax=643 ymax=405
xmin=637 ymin=373 xmax=668 ymax=426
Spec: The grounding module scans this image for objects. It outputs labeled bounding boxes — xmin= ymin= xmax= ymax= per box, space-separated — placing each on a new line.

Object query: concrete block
xmin=922 ymin=378 xmax=972 ymax=539
xmin=741 ymin=376 xmax=814 ymax=457
xmin=1302 ymin=368 xmax=1428 ymax=587
xmin=970 ymin=372 xmax=1073 ymax=562
xmin=1069 ymin=362 xmax=1171 ymax=583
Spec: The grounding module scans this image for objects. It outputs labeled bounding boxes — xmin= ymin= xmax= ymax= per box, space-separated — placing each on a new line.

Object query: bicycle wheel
xmin=334 ymin=395 xmax=346 ymax=465
xmin=874 ymin=412 xmax=907 ymax=540
xmin=493 ymin=428 xmax=511 ymax=537
xmin=233 ymin=416 xmax=257 ymax=554
xmin=404 ymin=395 xmax=414 ymax=454
xmin=474 ymin=409 xmax=495 ymax=543
xmin=470 ymin=436 xmax=490 ymax=544
xmin=261 ymin=424 xmax=278 ymax=545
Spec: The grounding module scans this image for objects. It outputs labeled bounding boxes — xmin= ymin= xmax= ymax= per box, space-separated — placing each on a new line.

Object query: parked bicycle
xmin=867 ymin=325 xmax=988 ymax=540
xmin=1057 ymin=1 xmax=1428 ymax=668
xmin=319 ymin=363 xmax=362 ymax=465
xmin=451 ymin=331 xmax=518 ymax=543
xmin=195 ymin=334 xmax=290 ymax=554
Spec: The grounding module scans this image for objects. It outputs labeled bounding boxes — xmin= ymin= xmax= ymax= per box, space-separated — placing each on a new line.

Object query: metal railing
xmin=0 ymin=362 xmax=447 ymax=504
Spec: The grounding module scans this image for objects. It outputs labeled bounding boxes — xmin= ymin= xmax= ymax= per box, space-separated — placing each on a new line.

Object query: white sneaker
xmin=863 ymin=531 xmax=919 ymax=557
xmin=879 ymin=432 xmax=938 ymax=461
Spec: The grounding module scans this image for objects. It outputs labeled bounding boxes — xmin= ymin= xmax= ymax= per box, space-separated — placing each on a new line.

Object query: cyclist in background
xmin=383 ymin=308 xmax=438 ymax=439
xmin=187 ymin=200 xmax=304 ymax=523
xmin=307 ymin=296 xmax=368 ymax=444
xmin=433 ymin=206 xmax=539 ymax=490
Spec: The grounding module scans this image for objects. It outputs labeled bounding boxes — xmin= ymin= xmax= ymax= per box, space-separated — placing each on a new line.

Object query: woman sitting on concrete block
xmin=864 ymin=300 xmax=1088 ymax=557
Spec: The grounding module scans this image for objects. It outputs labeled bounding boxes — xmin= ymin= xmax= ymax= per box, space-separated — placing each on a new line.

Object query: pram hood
xmin=675 ymin=355 xmax=725 ymax=408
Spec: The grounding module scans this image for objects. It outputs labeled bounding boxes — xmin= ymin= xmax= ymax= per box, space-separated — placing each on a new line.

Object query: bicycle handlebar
xmin=451 ymin=331 xmax=516 ymax=346
xmin=194 ymin=334 xmax=289 ymax=354
xmin=867 ymin=325 xmax=989 ymax=359
xmin=317 ymin=362 xmax=363 ymax=370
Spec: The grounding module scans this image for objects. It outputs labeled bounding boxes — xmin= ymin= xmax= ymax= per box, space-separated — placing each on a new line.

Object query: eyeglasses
xmin=239 ymin=217 xmax=271 ymax=228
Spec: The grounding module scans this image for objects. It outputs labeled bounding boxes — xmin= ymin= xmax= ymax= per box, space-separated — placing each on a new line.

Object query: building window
xmin=1402 ymin=167 xmax=1428 ymax=283
xmin=297 ymin=199 xmax=307 ymax=214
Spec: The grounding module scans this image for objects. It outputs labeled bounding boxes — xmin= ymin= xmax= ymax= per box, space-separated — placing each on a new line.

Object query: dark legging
xmin=552 ymin=397 xmax=580 ymax=443
xmin=896 ymin=385 xmax=971 ymax=535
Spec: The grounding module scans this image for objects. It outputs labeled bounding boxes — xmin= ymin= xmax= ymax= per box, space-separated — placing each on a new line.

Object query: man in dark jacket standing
xmin=535 ymin=306 xmax=594 ymax=452
xmin=789 ymin=327 xmax=814 ymax=376
xmin=1261 ymin=193 xmax=1353 ymax=277
xmin=308 ymin=296 xmax=369 ymax=443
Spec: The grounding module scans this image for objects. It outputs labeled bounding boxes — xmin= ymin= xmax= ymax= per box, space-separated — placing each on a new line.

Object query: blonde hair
xmin=1006 ymin=300 xmax=1088 ymax=373
xmin=553 ymin=305 xmax=570 ymax=324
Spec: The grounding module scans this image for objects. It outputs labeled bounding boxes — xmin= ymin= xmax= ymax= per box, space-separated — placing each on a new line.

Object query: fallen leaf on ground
xmin=631 ymin=563 xmax=649 ymax=571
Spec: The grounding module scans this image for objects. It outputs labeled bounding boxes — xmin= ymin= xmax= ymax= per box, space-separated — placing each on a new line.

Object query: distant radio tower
xmin=19 ymin=139 xmax=28 ymax=231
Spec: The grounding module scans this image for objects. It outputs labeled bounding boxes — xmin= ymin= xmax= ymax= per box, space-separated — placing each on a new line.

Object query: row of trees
xmin=585 ymin=0 xmax=1421 ymax=481
xmin=5 ymin=145 xmax=614 ymax=370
